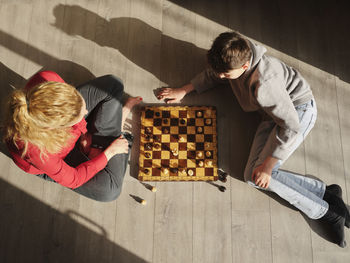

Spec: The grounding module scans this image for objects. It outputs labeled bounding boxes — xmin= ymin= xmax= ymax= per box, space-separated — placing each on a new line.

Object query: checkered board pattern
xmin=138 ymin=106 xmax=218 ymax=181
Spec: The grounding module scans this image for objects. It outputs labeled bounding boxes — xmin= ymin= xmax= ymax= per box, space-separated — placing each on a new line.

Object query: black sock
xmin=326 ymin=184 xmax=342 ymax=198
xmin=320 ymin=203 xmax=346 ymax=248
xmin=324 ymin=185 xmax=350 ymax=228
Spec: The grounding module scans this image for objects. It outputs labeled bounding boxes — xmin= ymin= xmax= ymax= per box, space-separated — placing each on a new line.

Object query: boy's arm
xmin=190 ymin=68 xmax=228 ymax=93
xmin=157 ymin=68 xmax=228 ymax=103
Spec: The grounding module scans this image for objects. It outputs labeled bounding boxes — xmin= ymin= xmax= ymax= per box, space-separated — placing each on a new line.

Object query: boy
xmin=157 ymin=31 xmax=349 ymax=247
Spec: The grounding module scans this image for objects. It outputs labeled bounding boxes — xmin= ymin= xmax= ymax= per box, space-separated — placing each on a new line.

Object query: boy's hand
xmin=156 ymin=84 xmax=194 ymax=104
xmin=252 ymin=164 xmax=271 ymax=188
xmin=156 ymin=87 xmax=186 ymax=103
xmin=252 ymin=156 xmax=279 ymax=188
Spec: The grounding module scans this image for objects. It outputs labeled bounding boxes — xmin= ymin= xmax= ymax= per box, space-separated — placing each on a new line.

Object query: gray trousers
xmin=244 ymin=99 xmax=328 ymax=219
xmin=38 ymin=75 xmax=131 ymax=202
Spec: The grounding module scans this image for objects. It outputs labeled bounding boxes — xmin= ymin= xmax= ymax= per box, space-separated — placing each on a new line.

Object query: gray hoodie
xmin=191 ymin=40 xmax=314 ymax=161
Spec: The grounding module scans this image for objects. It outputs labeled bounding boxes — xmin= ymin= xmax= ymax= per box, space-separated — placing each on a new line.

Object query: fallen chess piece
xmin=218 ymin=185 xmax=226 ymax=192
xmin=141 ymin=182 xmax=157 ymax=192
xmin=129 ymin=194 xmax=147 ymax=205
xmin=218 ymin=169 xmax=229 ymax=183
xmin=207 ymin=181 xmax=226 ymax=192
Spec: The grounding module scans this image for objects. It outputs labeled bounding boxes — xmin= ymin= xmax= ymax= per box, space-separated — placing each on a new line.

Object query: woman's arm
xmin=28 ymin=149 xmax=108 ymax=189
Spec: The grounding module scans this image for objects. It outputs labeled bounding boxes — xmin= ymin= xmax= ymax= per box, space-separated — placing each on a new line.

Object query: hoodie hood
xmin=247 ymin=40 xmax=267 ymax=71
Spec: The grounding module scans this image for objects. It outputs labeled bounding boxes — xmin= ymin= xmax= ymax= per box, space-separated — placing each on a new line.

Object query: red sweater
xmin=8 ymin=71 xmax=108 ymax=189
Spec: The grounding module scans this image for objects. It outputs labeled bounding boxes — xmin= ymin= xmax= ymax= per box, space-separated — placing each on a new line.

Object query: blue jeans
xmin=37 ymin=75 xmax=132 ymax=202
xmin=244 ymin=99 xmax=328 ymax=219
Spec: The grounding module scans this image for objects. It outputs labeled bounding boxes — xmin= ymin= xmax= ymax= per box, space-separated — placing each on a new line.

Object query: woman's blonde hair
xmin=3 ymin=81 xmax=83 ymax=159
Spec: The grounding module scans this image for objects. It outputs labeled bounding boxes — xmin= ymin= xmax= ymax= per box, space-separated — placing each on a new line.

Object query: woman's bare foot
xmin=122 ymin=96 xmax=143 ymax=128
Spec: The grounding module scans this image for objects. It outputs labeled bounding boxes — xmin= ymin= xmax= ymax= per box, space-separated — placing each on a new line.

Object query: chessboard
xmin=138 ymin=106 xmax=218 ymax=181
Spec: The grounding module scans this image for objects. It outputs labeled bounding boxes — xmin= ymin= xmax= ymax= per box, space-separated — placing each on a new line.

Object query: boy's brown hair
xmin=207 ymin=31 xmax=252 ymax=73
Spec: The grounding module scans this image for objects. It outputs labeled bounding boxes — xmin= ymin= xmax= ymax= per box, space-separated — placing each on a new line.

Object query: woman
xmin=4 ymin=71 xmax=142 ymax=202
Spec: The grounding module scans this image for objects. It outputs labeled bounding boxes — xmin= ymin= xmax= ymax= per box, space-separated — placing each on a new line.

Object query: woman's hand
xmin=103 ymin=136 xmax=129 ymax=160
xmin=79 ymin=132 xmax=92 ymax=155
xmin=156 ymin=84 xmax=194 ymax=103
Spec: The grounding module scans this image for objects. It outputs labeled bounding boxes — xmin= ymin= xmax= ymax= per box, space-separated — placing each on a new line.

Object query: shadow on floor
xmin=0 ymin=178 xmax=147 ymax=263
xmin=52 ymin=4 xmax=207 ymax=88
xmin=0 ymin=30 xmax=96 ymax=88
xmin=0 ymin=29 xmax=96 ymax=127
xmin=169 ymin=0 xmax=350 ymax=83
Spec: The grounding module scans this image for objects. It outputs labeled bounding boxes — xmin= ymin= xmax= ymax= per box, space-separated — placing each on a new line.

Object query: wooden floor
xmin=1 ymin=0 xmax=350 ymax=262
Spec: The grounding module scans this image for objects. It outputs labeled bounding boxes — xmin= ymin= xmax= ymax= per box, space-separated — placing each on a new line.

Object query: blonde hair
xmin=3 ymin=81 xmax=83 ymax=159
